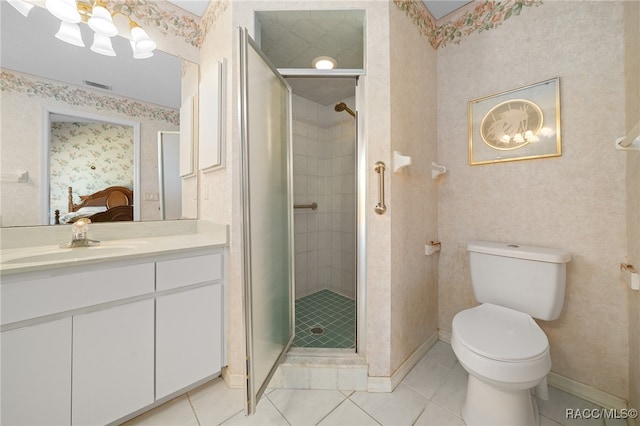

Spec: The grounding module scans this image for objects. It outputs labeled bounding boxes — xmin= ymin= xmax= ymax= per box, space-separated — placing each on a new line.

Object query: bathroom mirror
xmin=0 ymin=2 xmax=197 ymax=227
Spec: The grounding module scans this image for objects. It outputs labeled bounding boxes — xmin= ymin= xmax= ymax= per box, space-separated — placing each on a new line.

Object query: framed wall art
xmin=468 ymin=77 xmax=561 ymax=165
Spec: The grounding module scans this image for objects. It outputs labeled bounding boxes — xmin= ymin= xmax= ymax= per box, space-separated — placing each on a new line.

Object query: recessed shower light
xmin=312 ymin=56 xmax=337 ymax=70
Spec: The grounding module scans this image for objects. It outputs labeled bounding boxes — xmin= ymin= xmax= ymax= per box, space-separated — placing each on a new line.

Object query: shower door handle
xmin=374 ymin=161 xmax=386 ymax=215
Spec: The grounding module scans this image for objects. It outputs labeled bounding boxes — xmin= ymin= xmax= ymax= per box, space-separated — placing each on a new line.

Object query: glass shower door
xmin=239 ymin=27 xmax=294 ymax=415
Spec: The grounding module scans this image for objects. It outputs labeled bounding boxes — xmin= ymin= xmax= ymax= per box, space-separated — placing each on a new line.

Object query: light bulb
xmin=312 ymin=56 xmax=337 ymax=70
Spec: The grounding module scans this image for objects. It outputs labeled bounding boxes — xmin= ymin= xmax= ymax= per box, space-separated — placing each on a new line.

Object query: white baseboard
xmin=547 ymin=372 xmax=627 ymax=410
xmin=438 ymin=328 xmax=628 ymax=412
xmin=367 ymin=331 xmax=439 ymax=392
xmin=439 ymin=329 xmax=452 ymax=343
xmin=222 ymin=366 xmax=245 ymax=389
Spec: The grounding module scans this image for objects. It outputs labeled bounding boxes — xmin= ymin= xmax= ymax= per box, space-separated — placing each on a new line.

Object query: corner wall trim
xmin=367 ymin=331 xmax=438 ymax=393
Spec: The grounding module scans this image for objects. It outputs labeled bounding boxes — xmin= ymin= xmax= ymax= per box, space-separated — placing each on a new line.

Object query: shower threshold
xmin=273 ymin=347 xmax=368 ymax=391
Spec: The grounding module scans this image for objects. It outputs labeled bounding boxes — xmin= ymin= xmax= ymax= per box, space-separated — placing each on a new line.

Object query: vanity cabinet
xmin=156 ymin=284 xmax=222 ymax=398
xmin=72 ymin=299 xmax=155 ymax=425
xmin=0 ymin=247 xmax=225 ymax=425
xmin=0 ymin=318 xmax=72 ymax=426
xmin=156 ymin=253 xmax=224 ymax=399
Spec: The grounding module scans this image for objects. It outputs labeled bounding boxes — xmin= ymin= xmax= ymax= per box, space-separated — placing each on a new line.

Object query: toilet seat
xmin=453 ymin=303 xmax=548 ymax=362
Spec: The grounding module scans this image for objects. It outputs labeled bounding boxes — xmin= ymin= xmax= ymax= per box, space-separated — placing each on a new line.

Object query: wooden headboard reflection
xmin=68 ymin=186 xmax=133 ymax=213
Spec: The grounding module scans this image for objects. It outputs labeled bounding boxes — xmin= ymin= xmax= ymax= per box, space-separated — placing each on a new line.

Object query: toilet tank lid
xmin=467 ymin=240 xmax=571 ymax=263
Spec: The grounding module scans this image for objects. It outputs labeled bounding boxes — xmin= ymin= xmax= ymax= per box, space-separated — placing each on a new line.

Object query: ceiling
xmin=165 ymin=0 xmax=209 ymax=17
xmin=423 ymin=1 xmax=472 ymax=20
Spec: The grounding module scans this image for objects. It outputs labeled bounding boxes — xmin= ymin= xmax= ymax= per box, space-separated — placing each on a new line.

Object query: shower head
xmin=334 ymin=102 xmax=356 ymax=118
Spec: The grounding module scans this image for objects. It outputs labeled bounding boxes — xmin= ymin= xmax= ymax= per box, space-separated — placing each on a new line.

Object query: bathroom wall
xmin=0 ymin=70 xmax=178 ymax=226
xmin=292 ymin=94 xmax=357 ymax=300
xmin=196 ymin=0 xmax=237 ymax=380
xmin=387 ymin=3 xmax=439 ymax=375
xmin=437 ymin=1 xmax=629 ymax=399
xmin=624 ymin=1 xmax=640 ymax=420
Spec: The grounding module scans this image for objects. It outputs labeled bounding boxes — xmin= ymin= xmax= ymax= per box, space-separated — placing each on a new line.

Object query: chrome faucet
xmin=60 ymin=218 xmax=100 ymax=248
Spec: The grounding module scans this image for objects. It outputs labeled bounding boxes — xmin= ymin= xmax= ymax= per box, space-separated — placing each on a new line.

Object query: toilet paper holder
xmin=431 ymin=162 xmax=447 ymax=179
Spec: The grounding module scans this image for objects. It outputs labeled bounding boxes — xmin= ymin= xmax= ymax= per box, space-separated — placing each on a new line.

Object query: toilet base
xmin=461 ymin=374 xmax=540 ymax=426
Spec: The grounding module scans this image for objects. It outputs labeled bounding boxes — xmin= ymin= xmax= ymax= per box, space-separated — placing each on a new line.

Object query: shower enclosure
xmin=288 ymin=79 xmax=357 ymax=349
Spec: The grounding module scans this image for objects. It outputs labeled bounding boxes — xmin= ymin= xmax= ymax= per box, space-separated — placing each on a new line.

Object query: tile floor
xmin=124 ymin=341 xmax=627 ymax=426
xmin=293 ymin=290 xmax=355 ymax=349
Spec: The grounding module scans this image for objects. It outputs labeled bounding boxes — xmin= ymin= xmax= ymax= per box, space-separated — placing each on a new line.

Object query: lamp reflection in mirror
xmin=7 ymin=0 xmax=34 ymax=17
xmin=91 ymin=33 xmax=116 ymax=56
xmin=87 ymin=0 xmax=117 ymax=37
xmin=55 ymin=21 xmax=85 ymax=47
xmin=45 ymin=0 xmax=81 ymax=22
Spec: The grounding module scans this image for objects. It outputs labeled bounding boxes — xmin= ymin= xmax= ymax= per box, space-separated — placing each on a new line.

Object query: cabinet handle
xmin=374 ymin=161 xmax=386 ymax=215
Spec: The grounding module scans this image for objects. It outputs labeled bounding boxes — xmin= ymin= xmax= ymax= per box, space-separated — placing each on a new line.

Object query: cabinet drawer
xmin=1 ymin=263 xmax=154 ymax=325
xmin=156 ymin=253 xmax=222 ymax=291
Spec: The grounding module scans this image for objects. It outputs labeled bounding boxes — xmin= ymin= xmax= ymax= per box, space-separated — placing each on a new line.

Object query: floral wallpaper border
xmin=394 ymin=0 xmax=543 ymax=49
xmin=103 ymin=0 xmax=229 ymax=48
xmin=0 ymin=70 xmax=179 ymax=125
xmin=201 ymin=0 xmax=230 ymax=39
xmin=105 ymin=0 xmax=203 ymax=47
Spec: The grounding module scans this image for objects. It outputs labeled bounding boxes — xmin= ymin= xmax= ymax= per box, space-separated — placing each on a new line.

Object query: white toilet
xmin=451 ymin=240 xmax=571 ymax=426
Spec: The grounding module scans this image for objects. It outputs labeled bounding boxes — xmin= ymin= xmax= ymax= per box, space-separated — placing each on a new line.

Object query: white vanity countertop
xmin=0 ymin=220 xmax=228 ymax=276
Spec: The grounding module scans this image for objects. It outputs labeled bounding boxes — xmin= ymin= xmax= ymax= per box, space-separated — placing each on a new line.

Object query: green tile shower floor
xmin=293 ymin=289 xmax=355 ymax=348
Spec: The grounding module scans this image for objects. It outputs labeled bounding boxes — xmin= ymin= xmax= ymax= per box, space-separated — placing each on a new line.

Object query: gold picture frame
xmin=468 ymin=77 xmax=561 ymax=165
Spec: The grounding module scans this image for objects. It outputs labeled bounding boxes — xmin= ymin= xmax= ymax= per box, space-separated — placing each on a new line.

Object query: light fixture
xmin=55 ymin=21 xmax=85 ymax=47
xmin=88 ymin=0 xmax=117 ymax=37
xmin=130 ymin=40 xmax=153 ymax=59
xmin=7 ymin=0 xmax=35 ymax=17
xmin=130 ymin=21 xmax=156 ymax=53
xmin=46 ymin=0 xmax=81 ymax=22
xmin=37 ymin=0 xmax=156 ymax=58
xmin=91 ymin=33 xmax=116 ymax=56
xmin=312 ymin=56 xmax=337 ymax=70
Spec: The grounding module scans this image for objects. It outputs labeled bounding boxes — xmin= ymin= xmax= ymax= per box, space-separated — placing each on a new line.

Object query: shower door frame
xmin=279 ymin=69 xmax=367 ymax=356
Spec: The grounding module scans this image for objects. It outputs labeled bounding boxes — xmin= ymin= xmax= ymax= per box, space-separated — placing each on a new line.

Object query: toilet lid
xmin=453 ymin=304 xmax=549 ymax=362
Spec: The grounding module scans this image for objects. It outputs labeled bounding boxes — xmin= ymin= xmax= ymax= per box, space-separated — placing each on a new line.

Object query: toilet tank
xmin=467 ymin=241 xmax=571 ymax=321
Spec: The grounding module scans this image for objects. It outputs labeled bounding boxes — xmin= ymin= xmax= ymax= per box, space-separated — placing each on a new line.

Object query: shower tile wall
xmin=292 ymin=94 xmax=356 ymax=300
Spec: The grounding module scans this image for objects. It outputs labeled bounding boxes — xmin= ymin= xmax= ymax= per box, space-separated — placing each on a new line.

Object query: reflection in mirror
xmin=0 ymin=1 xmax=197 ymax=227
xmin=158 ymin=131 xmax=182 ymax=220
xmin=46 ymin=111 xmax=140 ymax=225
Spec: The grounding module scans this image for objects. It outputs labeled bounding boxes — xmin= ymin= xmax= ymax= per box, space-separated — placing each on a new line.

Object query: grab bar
xmin=294 ymin=202 xmax=318 ymax=211
xmin=374 ymin=161 xmax=386 ymax=215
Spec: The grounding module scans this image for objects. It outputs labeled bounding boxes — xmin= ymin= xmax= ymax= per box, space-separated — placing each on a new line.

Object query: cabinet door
xmin=1 ymin=318 xmax=72 ymax=426
xmin=156 ymin=284 xmax=222 ymax=399
xmin=72 ymin=299 xmax=154 ymax=426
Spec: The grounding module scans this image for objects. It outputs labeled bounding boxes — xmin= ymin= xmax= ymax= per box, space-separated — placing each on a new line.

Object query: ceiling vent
xmin=83 ymin=79 xmax=112 ymax=91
